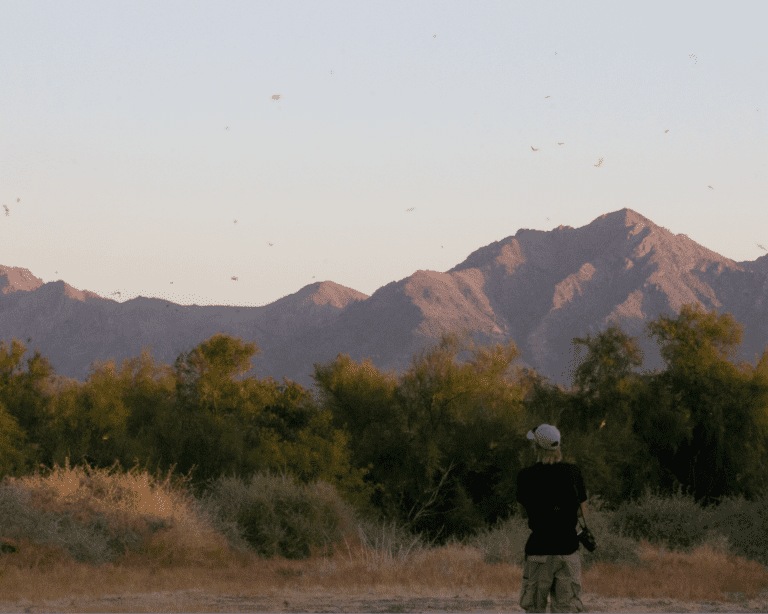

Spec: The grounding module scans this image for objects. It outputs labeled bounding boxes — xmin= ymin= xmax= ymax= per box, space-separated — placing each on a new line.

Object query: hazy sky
xmin=1 ymin=1 xmax=766 ymax=308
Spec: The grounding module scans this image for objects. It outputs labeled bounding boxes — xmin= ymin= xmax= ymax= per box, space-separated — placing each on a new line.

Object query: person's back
xmin=516 ymin=424 xmax=587 ymax=613
xmin=517 ymin=461 xmax=587 ymax=555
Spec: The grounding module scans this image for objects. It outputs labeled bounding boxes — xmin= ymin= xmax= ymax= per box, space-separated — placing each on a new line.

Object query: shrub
xmin=195 ymin=468 xmax=360 ymax=561
xmin=606 ymin=483 xmax=721 ymax=555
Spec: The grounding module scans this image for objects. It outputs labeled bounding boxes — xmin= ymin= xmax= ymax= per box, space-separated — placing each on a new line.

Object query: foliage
xmin=0 ymin=301 xmax=768 ymax=552
xmin=607 ymin=481 xmax=721 ymax=555
xmin=313 ymin=326 xmax=534 ymax=546
xmin=195 ymin=468 xmax=359 ymax=561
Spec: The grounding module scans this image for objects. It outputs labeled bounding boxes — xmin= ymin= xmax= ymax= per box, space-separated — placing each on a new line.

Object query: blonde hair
xmin=534 ymin=442 xmax=563 ymax=464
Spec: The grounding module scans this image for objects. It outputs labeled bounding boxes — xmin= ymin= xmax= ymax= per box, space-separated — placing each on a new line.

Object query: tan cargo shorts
xmin=519 ymin=551 xmax=585 ymax=613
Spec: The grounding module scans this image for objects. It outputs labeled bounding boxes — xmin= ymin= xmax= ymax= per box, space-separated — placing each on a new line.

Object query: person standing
xmin=516 ymin=424 xmax=588 ymax=613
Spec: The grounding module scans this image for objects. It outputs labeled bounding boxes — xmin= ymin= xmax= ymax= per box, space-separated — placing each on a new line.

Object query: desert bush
xmin=194 ymin=467 xmax=361 ymax=561
xmin=700 ymin=489 xmax=768 ymax=568
xmin=605 ymin=483 xmax=721 ymax=555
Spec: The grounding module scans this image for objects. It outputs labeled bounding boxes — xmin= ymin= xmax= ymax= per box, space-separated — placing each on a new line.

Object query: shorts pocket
xmin=553 ymin=578 xmax=584 ymax=613
xmin=519 ymin=579 xmax=536 ymax=611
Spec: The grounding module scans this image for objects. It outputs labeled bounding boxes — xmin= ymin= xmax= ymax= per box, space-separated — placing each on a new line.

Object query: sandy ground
xmin=1 ymin=586 xmax=768 ymax=613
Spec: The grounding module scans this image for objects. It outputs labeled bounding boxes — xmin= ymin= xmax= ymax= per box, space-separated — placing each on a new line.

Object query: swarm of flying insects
xmin=271 ymin=94 xmax=282 ymax=101
xmin=594 ymin=157 xmax=604 ymax=168
xmin=689 ymin=54 xmax=697 ymax=64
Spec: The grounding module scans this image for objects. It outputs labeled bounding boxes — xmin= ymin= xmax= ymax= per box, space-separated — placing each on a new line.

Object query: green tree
xmin=173 ymin=333 xmax=260 ymax=416
xmin=153 ymin=335 xmax=378 ymax=518
xmin=643 ymin=304 xmax=768 ymax=507
xmin=546 ymin=326 xmax=663 ymax=511
xmin=311 ymin=353 xmax=406 ymax=524
xmin=563 ymin=324 xmax=647 ymax=434
xmin=0 ymin=399 xmax=28 ymax=479
xmin=0 ymin=338 xmax=61 ymax=478
xmin=313 ymin=327 xmax=535 ymax=545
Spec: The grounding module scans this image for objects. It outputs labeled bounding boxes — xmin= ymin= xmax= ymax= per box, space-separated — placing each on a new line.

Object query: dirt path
xmin=1 ymin=587 xmax=767 ymax=613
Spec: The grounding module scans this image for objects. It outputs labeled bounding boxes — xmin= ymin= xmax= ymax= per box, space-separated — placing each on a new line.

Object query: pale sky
xmin=1 ymin=1 xmax=766 ymax=308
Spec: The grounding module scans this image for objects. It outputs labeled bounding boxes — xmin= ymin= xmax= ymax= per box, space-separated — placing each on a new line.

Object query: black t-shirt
xmin=516 ymin=461 xmax=587 ymax=555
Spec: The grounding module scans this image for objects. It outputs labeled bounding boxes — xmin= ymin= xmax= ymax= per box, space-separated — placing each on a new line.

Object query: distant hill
xmin=3 ymin=208 xmax=767 ymax=399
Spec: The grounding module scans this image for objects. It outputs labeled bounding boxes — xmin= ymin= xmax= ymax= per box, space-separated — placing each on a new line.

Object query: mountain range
xmin=2 ymin=208 xmax=767 ymax=400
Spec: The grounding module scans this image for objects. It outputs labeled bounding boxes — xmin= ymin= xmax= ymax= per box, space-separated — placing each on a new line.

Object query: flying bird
xmin=170 ymin=282 xmax=173 ymax=284
xmin=16 ymin=198 xmax=20 ymax=202
xmin=665 ymin=129 xmax=669 ymax=133
xmin=225 ymin=126 xmax=229 ymax=130
xmin=531 ymin=146 xmax=539 ymax=151
xmin=433 ymin=35 xmax=436 ymax=38
xmin=2 ymin=205 xmax=8 ymax=216
xmin=594 ymin=157 xmax=603 ymax=168
xmin=758 ymin=244 xmax=767 ymax=251
xmin=545 ymin=96 xmax=550 ymax=98
xmin=231 ymin=276 xmax=238 ymax=281
xmin=55 ymin=271 xmax=58 ymax=274
xmin=271 ymin=94 xmax=282 ymax=101
xmin=234 ymin=220 xmax=237 ymax=224
xmin=268 ymin=242 xmax=273 ymax=246
xmin=546 ymin=217 xmax=550 ymax=221
xmin=557 ymin=142 xmax=564 ymax=145
xmin=708 ymin=185 xmax=714 ymax=190
xmin=406 ymin=207 xmax=415 ymax=211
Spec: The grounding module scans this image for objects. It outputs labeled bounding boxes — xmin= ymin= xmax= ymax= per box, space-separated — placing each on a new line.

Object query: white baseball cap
xmin=527 ymin=424 xmax=561 ymax=450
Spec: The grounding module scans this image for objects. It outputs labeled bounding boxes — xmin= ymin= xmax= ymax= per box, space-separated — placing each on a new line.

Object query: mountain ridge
xmin=2 ymin=208 xmax=767 ymax=397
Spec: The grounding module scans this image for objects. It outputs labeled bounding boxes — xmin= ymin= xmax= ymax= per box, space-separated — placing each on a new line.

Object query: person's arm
xmin=577 ymin=501 xmax=588 ymax=519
